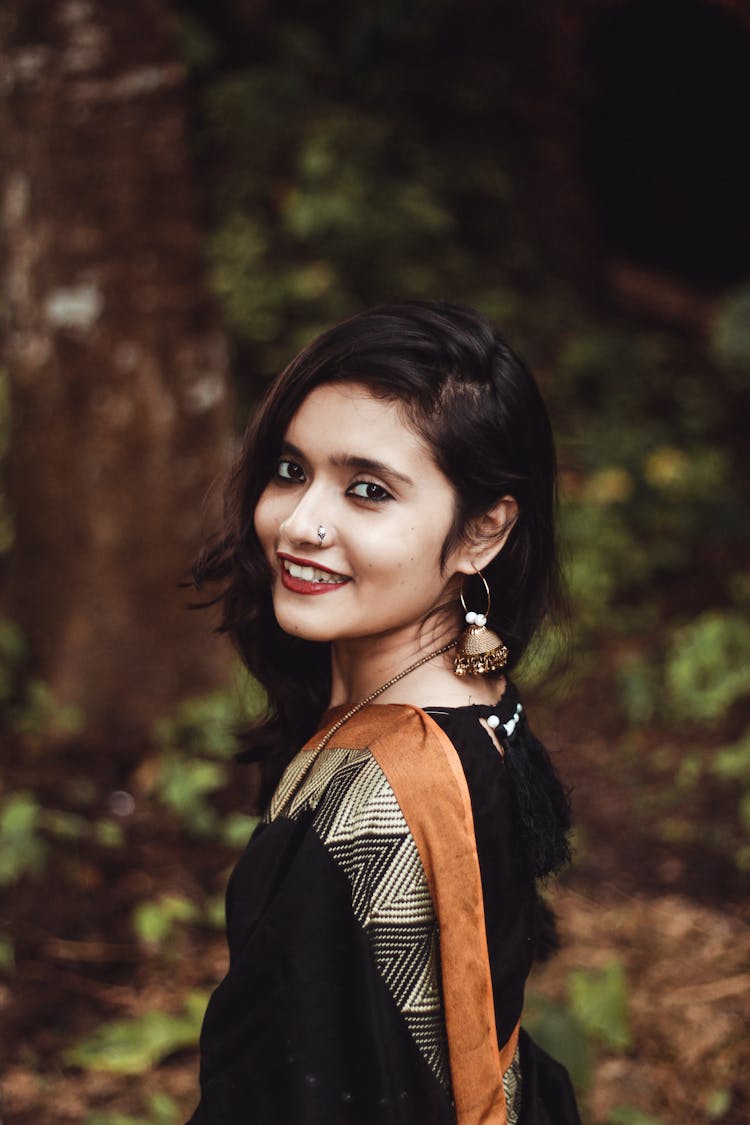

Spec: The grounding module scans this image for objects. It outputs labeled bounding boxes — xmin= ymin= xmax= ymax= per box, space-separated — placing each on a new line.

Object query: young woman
xmin=187 ymin=301 xmax=581 ymax=1124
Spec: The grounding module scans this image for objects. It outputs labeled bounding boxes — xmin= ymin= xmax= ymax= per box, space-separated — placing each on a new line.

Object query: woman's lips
xmin=278 ymin=556 xmax=351 ymax=596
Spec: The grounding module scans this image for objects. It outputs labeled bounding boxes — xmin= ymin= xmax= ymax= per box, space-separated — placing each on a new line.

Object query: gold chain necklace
xmin=315 ymin=640 xmax=457 ymax=751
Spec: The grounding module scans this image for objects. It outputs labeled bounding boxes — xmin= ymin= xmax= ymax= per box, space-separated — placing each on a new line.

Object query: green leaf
xmin=13 ymin=678 xmax=86 ymax=737
xmin=85 ymin=1114 xmax=142 ymax=1125
xmin=64 ymin=993 xmax=207 ymax=1074
xmin=203 ymin=895 xmax=226 ymax=930
xmin=156 ymin=758 xmax=225 ymax=822
xmin=522 ymin=991 xmax=592 ymax=1092
xmin=0 ymin=792 xmax=46 ymax=886
xmin=144 ymin=1092 xmax=181 ymax=1124
xmin=566 ymin=960 xmax=631 ymax=1052
xmin=609 ymin=1108 xmax=665 ymax=1125
xmin=221 ymin=812 xmax=260 ymax=848
xmin=706 ymin=1088 xmax=732 ymax=1119
xmin=40 ymin=809 xmax=89 ymax=841
xmin=712 ymin=729 xmax=750 ymax=781
xmin=93 ymin=820 xmax=125 ymax=848
xmin=153 ymin=679 xmax=264 ymax=759
xmin=133 ymin=895 xmax=199 ymax=947
xmin=85 ymin=1092 xmax=180 ymax=1125
xmin=666 ymin=611 xmax=750 ymax=724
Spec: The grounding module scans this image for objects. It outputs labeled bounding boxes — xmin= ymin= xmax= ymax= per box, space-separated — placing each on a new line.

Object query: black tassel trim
xmin=499 ymin=695 xmax=572 ymax=881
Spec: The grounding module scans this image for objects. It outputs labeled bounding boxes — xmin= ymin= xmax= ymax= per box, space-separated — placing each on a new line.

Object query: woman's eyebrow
xmin=280 ymin=441 xmax=413 ymax=487
xmin=279 ymin=440 xmax=307 ymax=462
xmin=330 ymin=453 xmax=414 ymax=488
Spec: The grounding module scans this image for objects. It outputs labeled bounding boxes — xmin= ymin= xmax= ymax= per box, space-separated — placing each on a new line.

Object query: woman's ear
xmin=454 ymin=496 xmax=519 ymax=575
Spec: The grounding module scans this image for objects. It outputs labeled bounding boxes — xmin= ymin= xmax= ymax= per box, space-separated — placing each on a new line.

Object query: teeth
xmin=284 ymin=560 xmax=347 ymax=583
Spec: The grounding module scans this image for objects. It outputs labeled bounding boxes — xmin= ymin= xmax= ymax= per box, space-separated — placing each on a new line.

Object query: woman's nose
xmin=279 ymin=487 xmax=332 ymax=548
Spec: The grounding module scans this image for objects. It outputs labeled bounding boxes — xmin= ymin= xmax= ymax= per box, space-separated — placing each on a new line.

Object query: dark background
xmin=1 ymin=1 xmax=749 ymax=1122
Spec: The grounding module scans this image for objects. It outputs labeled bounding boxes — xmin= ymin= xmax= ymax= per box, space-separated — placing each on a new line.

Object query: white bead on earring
xmin=464 ymin=610 xmax=487 ymax=627
xmin=454 ymin=570 xmax=508 ymax=677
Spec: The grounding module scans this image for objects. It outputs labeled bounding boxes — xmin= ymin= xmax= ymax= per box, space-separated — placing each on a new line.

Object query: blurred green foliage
xmin=64 ymin=993 xmax=207 ymax=1075
xmin=85 ymin=1094 xmax=181 ymax=1125
xmin=706 ymin=1089 xmax=733 ymax=1121
xmin=523 ymin=989 xmax=593 ymax=1093
xmin=0 ymin=617 xmax=86 ymax=739
xmin=0 ymin=791 xmax=47 ymax=886
xmin=608 ymin=1109 xmax=665 ymax=1125
xmin=566 ymin=961 xmax=631 ymax=1054
xmin=150 ymin=676 xmax=264 ymax=837
xmin=153 ymin=687 xmax=263 ymax=760
xmin=525 ymin=956 xmax=634 ymax=1101
xmin=154 ymin=754 xmax=227 ymax=837
xmin=0 ymin=788 xmax=125 ymax=890
xmin=12 ymin=678 xmax=86 ymax=738
xmin=186 ymin=7 xmax=560 ymax=383
xmin=666 ymin=612 xmax=750 ymax=724
xmin=132 ymin=895 xmax=201 ymax=950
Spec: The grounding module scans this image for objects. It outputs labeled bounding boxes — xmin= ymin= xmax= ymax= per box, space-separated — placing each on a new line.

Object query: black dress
xmin=187 ymin=681 xmax=581 ymax=1125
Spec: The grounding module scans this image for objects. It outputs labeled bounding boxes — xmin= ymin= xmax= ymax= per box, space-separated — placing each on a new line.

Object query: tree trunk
xmin=0 ymin=0 xmax=233 ymax=741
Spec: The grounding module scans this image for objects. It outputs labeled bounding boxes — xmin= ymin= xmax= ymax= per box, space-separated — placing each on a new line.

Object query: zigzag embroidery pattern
xmin=268 ymin=745 xmax=450 ymax=1090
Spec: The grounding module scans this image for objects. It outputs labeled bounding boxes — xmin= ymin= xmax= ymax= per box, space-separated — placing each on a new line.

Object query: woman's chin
xmin=273 ymin=605 xmax=338 ymax=644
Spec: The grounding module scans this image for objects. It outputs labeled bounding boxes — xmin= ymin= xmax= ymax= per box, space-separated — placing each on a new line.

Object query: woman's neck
xmin=327 ymin=623 xmax=503 ymax=711
xmin=328 ymin=623 xmax=449 ymax=706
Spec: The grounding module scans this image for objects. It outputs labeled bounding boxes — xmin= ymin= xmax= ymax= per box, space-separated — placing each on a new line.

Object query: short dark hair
xmin=193 ymin=300 xmax=566 ymax=794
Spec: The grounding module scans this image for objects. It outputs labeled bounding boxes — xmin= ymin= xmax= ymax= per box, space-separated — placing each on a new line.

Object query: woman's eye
xmin=348 ymin=480 xmax=393 ymax=503
xmin=276 ymin=459 xmax=305 ymax=482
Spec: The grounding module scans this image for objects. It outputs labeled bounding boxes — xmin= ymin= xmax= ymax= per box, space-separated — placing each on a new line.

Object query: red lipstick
xmin=277 ymin=553 xmax=351 ymax=596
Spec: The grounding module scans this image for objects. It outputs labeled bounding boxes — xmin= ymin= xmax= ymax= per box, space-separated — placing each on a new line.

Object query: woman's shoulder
xmin=288 ymin=701 xmax=490 ymax=842
xmin=422 ymin=681 xmax=573 ymax=883
xmin=299 ymin=685 xmax=520 ymax=826
xmin=312 ymin=677 xmax=518 ymax=749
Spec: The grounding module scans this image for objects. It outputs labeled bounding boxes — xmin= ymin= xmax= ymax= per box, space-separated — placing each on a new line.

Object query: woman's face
xmin=254 ymin=382 xmax=468 ymax=649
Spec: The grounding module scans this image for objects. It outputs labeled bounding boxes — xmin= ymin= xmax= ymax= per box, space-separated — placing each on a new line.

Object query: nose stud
xmin=317 ymin=525 xmax=327 ymax=544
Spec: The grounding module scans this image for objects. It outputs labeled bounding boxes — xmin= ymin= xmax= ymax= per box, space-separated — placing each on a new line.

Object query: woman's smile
xmin=278 ymin=552 xmax=351 ymax=593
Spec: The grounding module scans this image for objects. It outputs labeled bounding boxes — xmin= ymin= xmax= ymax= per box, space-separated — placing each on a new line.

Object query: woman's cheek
xmin=253 ymin=492 xmax=276 ymax=549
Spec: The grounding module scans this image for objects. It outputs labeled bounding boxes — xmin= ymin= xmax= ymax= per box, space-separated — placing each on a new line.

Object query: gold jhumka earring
xmin=453 ymin=570 xmax=509 ymax=676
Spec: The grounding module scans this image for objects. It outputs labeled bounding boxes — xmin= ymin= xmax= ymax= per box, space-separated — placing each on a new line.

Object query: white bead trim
xmin=486 ymin=702 xmax=523 ymax=738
